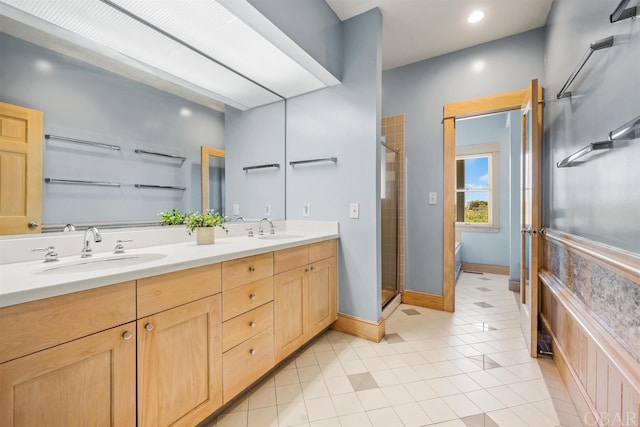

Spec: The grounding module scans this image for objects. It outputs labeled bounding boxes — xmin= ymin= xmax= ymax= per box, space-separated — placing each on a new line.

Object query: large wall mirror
xmin=0 ymin=17 xmax=286 ymax=236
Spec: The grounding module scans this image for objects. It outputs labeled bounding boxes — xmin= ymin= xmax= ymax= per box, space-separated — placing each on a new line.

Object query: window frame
xmin=455 ymin=143 xmax=500 ymax=232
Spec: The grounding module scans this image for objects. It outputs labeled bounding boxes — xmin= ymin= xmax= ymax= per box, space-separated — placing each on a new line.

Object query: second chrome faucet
xmin=81 ymin=226 xmax=102 ymax=257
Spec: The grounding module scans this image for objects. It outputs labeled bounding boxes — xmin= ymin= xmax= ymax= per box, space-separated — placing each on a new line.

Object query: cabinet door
xmin=274 ymin=266 xmax=308 ymax=362
xmin=308 ymin=257 xmax=337 ymax=337
xmin=138 ymin=295 xmax=222 ymax=427
xmin=0 ymin=323 xmax=136 ymax=427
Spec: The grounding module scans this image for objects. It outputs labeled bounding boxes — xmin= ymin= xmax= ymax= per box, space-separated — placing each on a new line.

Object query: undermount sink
xmin=257 ymin=233 xmax=304 ymax=240
xmin=36 ymin=253 xmax=166 ymax=275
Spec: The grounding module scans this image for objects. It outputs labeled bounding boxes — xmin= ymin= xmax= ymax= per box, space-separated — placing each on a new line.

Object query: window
xmin=455 ymin=144 xmax=499 ymax=229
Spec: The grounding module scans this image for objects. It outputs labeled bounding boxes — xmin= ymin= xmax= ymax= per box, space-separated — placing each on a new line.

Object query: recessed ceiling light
xmin=180 ymin=108 xmax=192 ymax=117
xmin=468 ymin=10 xmax=485 ymax=24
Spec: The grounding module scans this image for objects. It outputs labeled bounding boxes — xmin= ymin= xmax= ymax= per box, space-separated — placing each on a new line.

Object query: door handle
xmin=28 ymin=221 xmax=39 ymax=228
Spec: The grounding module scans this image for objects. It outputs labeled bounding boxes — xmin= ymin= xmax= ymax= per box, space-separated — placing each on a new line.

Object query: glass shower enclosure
xmin=381 ymin=142 xmax=399 ymax=307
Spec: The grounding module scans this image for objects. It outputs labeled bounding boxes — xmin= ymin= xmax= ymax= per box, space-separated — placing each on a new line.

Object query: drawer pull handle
xmin=248 ymin=266 xmax=255 ymax=272
xmin=249 ymin=293 xmax=257 ymax=300
xmin=249 ymin=321 xmax=256 ymax=328
xmin=145 ymin=323 xmax=154 ymax=331
xmin=305 ymin=268 xmax=309 ymax=272
xmin=122 ymin=331 xmax=133 ymax=340
xmin=249 ymin=349 xmax=256 ymax=355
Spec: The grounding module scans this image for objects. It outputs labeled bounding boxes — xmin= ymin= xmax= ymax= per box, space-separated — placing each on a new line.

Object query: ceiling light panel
xmin=103 ymin=0 xmax=326 ymax=98
xmin=1 ymin=0 xmax=282 ymax=108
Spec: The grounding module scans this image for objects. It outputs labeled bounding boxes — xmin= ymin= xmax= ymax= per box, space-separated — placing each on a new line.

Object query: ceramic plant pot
xmin=196 ymin=227 xmax=215 ymax=245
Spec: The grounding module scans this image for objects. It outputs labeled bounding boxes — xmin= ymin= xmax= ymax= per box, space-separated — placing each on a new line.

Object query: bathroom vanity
xmin=0 ymin=224 xmax=338 ymax=426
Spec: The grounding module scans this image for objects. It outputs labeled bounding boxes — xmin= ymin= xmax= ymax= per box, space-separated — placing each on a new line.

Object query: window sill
xmin=456 ymin=224 xmax=500 ymax=233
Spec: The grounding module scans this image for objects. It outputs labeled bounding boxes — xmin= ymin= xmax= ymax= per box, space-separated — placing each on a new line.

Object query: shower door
xmin=381 ymin=143 xmax=399 ymax=307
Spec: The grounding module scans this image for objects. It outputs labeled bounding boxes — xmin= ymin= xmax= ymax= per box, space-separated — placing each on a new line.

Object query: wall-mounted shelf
xmin=289 ymin=157 xmax=337 ymax=166
xmin=45 ymin=134 xmax=121 ymax=151
xmin=556 ymin=141 xmax=613 ymax=168
xmin=243 ymin=163 xmax=280 ymax=171
xmin=135 ymin=149 xmax=186 ymax=162
xmin=45 ymin=178 xmax=121 ymax=187
xmin=557 ymin=36 xmax=614 ymax=99
xmin=134 ymin=184 xmax=186 ymax=191
xmin=610 ymin=0 xmax=637 ymax=23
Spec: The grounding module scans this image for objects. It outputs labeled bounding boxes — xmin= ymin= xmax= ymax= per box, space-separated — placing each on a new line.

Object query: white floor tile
xmin=379 ymin=384 xmax=415 ymax=405
xmin=418 ymin=397 xmax=458 ymax=423
xmin=248 ymin=406 xmax=279 ymax=427
xmin=441 ymin=393 xmax=482 ymax=418
xmin=331 ymin=391 xmax=364 ymax=416
xmin=366 ymin=407 xmax=404 ymax=427
xmin=304 ymin=397 xmax=337 ymax=422
xmin=393 ymin=401 xmax=433 ymax=427
xmin=339 ymin=412 xmax=372 ymax=427
xmin=356 ymin=388 xmax=390 ymax=411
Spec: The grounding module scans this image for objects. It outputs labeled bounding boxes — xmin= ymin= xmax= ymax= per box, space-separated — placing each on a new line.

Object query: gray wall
xmin=286 ymin=8 xmax=382 ymax=322
xmin=225 ymin=101 xmax=286 ymax=220
xmin=0 ymin=33 xmax=224 ymax=225
xmin=456 ymin=112 xmax=511 ymax=267
xmin=543 ymin=0 xmax=640 ymax=253
xmin=382 ymin=29 xmax=545 ymax=295
xmin=248 ymin=0 xmax=343 ymax=81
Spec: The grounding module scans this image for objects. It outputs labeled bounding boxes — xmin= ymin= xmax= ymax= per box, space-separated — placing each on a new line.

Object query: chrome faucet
xmin=258 ymin=218 xmax=275 ymax=236
xmin=81 ymin=226 xmax=102 ymax=257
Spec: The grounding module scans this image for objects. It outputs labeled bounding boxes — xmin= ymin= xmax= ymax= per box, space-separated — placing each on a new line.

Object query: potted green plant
xmin=184 ymin=210 xmax=226 ymax=245
xmin=158 ymin=209 xmax=185 ymax=226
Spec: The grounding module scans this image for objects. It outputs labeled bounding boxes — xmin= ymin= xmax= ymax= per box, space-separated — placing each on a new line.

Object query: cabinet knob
xmin=249 ymin=293 xmax=257 ymax=300
xmin=249 ymin=321 xmax=256 ymax=328
xmin=310 ymin=266 xmax=314 ymax=271
xmin=304 ymin=268 xmax=309 ymax=273
xmin=28 ymin=221 xmax=39 ymax=228
xmin=122 ymin=331 xmax=133 ymax=340
xmin=145 ymin=323 xmax=154 ymax=331
xmin=248 ymin=266 xmax=255 ymax=272
xmin=249 ymin=349 xmax=256 ymax=355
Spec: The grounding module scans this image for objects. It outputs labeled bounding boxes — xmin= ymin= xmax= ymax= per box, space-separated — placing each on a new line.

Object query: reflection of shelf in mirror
xmin=45 ymin=178 xmax=121 ymax=187
xmin=289 ymin=157 xmax=337 ymax=166
xmin=45 ymin=134 xmax=121 ymax=151
xmin=134 ymin=184 xmax=186 ymax=190
xmin=556 ymin=141 xmax=613 ymax=168
xmin=556 ymin=35 xmax=614 ymax=99
xmin=243 ymin=163 xmax=280 ymax=171
xmin=134 ymin=149 xmax=186 ymax=162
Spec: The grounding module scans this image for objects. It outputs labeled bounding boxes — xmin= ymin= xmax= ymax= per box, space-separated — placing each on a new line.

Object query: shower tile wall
xmin=381 ymin=114 xmax=405 ymax=294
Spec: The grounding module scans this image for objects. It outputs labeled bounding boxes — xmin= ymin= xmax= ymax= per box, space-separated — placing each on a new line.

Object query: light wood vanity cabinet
xmin=274 ymin=240 xmax=337 ymax=362
xmin=0 ymin=238 xmax=337 ymax=426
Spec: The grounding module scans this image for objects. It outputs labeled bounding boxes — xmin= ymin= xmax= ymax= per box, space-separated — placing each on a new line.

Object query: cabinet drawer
xmin=223 ymin=328 xmax=274 ymax=403
xmin=0 ymin=281 xmax=136 ymax=363
xmin=222 ymin=276 xmax=273 ymax=321
xmin=274 ymin=245 xmax=308 ymax=274
xmin=222 ymin=302 xmax=273 ymax=352
xmin=137 ymin=264 xmax=221 ymax=318
xmin=309 ymin=240 xmax=335 ymax=263
xmin=222 ymin=253 xmax=273 ymax=290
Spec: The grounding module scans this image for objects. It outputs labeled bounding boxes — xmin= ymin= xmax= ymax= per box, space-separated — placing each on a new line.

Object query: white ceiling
xmin=325 ymin=0 xmax=554 ymax=71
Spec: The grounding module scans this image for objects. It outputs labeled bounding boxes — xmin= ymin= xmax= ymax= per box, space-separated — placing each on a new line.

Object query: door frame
xmin=442 ymin=86 xmax=542 ymax=313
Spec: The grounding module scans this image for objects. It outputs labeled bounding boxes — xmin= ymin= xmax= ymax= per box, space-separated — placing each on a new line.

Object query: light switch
xmin=303 ymin=202 xmax=310 ymax=217
xmin=429 ymin=192 xmax=438 ymax=205
xmin=349 ymin=203 xmax=359 ymax=219
xmin=233 ymin=204 xmax=240 ymax=215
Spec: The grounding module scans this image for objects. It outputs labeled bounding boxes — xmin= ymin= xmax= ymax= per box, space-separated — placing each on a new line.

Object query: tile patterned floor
xmin=207 ymin=272 xmax=585 ymax=427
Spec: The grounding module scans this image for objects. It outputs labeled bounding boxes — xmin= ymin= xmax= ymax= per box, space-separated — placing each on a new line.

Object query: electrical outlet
xmin=264 ymin=202 xmax=271 ymax=216
xmin=429 ymin=192 xmax=438 ymax=205
xmin=349 ymin=202 xmax=359 ymax=219
xmin=233 ymin=204 xmax=240 ymax=215
xmin=303 ymin=202 xmax=310 ymax=217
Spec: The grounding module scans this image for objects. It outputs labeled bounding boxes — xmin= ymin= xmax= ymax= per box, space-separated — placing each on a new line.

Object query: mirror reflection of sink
xmin=36 ymin=253 xmax=166 ymax=275
xmin=257 ymin=233 xmax=304 ymax=240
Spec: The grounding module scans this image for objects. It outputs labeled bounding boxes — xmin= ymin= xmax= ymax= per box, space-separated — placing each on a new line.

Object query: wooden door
xmin=0 ymin=102 xmax=43 ymax=235
xmin=274 ymin=266 xmax=308 ymax=362
xmin=308 ymin=257 xmax=337 ymax=337
xmin=0 ymin=323 xmax=136 ymax=426
xmin=520 ymin=79 xmax=542 ymax=357
xmin=137 ymin=295 xmax=222 ymax=427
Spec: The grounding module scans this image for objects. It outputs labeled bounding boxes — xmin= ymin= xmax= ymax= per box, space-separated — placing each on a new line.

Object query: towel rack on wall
xmin=243 ymin=163 xmax=280 ymax=171
xmin=134 ymin=184 xmax=186 ymax=191
xmin=45 ymin=178 xmax=121 ymax=187
xmin=556 ymin=114 xmax=640 ymax=168
xmin=289 ymin=157 xmax=337 ymax=166
xmin=45 ymin=134 xmax=121 ymax=151
xmin=556 ymin=35 xmax=614 ymax=99
xmin=610 ymin=0 xmax=637 ymax=23
xmin=135 ymin=149 xmax=186 ymax=162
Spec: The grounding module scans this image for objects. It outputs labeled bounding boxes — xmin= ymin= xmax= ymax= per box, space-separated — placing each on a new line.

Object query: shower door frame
xmin=381 ymin=142 xmax=399 ymax=308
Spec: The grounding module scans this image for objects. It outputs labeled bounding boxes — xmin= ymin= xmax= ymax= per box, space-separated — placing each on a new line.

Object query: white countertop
xmin=0 ymin=221 xmax=339 ymax=308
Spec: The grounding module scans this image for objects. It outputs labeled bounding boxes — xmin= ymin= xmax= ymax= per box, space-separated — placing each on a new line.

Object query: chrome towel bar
xmin=289 ymin=157 xmax=337 ymax=166
xmin=134 ymin=149 xmax=186 ymax=161
xmin=556 ymin=141 xmax=613 ymax=168
xmin=556 ymin=35 xmax=614 ymax=100
xmin=243 ymin=163 xmax=280 ymax=171
xmin=134 ymin=184 xmax=186 ymax=190
xmin=45 ymin=178 xmax=121 ymax=187
xmin=45 ymin=134 xmax=121 ymax=151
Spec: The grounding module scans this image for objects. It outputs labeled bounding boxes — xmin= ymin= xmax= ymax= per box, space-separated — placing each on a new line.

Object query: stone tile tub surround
xmin=0 ymin=220 xmax=338 ymax=308
xmin=544 ymin=238 xmax=640 ymax=364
